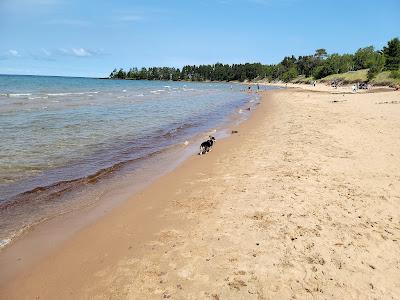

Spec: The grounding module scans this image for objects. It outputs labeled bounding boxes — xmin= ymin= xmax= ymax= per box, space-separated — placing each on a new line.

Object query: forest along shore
xmin=108 ymin=37 xmax=400 ymax=88
xmin=1 ymin=87 xmax=400 ymax=299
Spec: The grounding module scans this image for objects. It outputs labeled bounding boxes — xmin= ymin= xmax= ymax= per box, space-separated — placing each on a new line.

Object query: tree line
xmin=109 ymin=37 xmax=400 ymax=83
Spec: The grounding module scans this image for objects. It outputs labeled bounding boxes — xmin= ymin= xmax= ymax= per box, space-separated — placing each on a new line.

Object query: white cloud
xmin=71 ymin=48 xmax=92 ymax=57
xmin=0 ymin=47 xmax=105 ymax=61
xmin=26 ymin=0 xmax=60 ymax=5
xmin=2 ymin=0 xmax=60 ymax=7
xmin=44 ymin=19 xmax=91 ymax=26
xmin=57 ymin=47 xmax=106 ymax=58
xmin=116 ymin=15 xmax=143 ymax=22
xmin=8 ymin=49 xmax=20 ymax=57
xmin=0 ymin=0 xmax=63 ymax=15
xmin=0 ymin=49 xmax=21 ymax=60
xmin=41 ymin=48 xmax=52 ymax=56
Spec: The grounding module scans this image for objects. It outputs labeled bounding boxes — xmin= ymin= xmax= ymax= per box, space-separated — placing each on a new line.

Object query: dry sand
xmin=1 ymin=87 xmax=400 ymax=299
xmin=257 ymin=81 xmax=396 ymax=94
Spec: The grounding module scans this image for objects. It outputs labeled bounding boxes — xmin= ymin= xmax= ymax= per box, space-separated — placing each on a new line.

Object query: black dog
xmin=199 ymin=136 xmax=216 ymax=155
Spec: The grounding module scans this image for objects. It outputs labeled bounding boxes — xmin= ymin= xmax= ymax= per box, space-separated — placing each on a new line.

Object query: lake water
xmin=0 ymin=75 xmax=273 ymax=248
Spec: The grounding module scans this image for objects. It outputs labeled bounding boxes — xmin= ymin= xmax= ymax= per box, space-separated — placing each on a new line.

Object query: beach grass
xmin=291 ymin=75 xmax=314 ymax=84
xmin=317 ymin=69 xmax=400 ymax=87
xmin=320 ymin=69 xmax=368 ymax=84
xmin=370 ymin=71 xmax=400 ymax=87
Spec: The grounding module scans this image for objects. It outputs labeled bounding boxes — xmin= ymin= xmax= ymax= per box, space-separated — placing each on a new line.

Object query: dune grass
xmin=370 ymin=71 xmax=400 ymax=87
xmin=317 ymin=69 xmax=400 ymax=87
xmin=320 ymin=69 xmax=368 ymax=84
xmin=291 ymin=75 xmax=315 ymax=84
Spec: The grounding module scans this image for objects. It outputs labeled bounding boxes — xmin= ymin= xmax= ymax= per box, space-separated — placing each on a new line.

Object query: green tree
xmin=314 ymin=48 xmax=328 ymax=60
xmin=338 ymin=54 xmax=354 ymax=73
xmin=108 ymin=37 xmax=400 ymax=83
xmin=383 ymin=38 xmax=400 ymax=70
xmin=116 ymin=68 xmax=126 ymax=79
xmin=313 ymin=64 xmax=334 ymax=79
xmin=281 ymin=67 xmax=298 ymax=82
xmin=296 ymin=55 xmax=318 ymax=77
xmin=262 ymin=65 xmax=278 ymax=80
xmin=367 ymin=53 xmax=386 ymax=80
xmin=109 ymin=68 xmax=118 ymax=78
xmin=326 ymin=54 xmax=354 ymax=74
xmin=354 ymin=46 xmax=377 ymax=70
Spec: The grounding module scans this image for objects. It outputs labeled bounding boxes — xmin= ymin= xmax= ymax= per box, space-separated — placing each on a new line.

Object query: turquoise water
xmin=0 ymin=75 xmax=274 ymax=247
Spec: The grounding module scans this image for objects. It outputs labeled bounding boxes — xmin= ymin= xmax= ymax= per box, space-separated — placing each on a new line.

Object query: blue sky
xmin=0 ymin=0 xmax=399 ymax=77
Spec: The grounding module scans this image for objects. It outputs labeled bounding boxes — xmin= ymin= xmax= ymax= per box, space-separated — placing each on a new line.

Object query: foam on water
xmin=0 ymin=239 xmax=11 ymax=249
xmin=8 ymin=93 xmax=32 ymax=97
xmin=47 ymin=91 xmax=99 ymax=96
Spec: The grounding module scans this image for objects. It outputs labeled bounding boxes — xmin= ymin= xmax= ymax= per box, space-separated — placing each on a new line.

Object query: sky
xmin=0 ymin=0 xmax=399 ymax=77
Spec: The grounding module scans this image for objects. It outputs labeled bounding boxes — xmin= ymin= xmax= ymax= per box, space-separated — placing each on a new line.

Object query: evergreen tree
xmin=383 ymin=38 xmax=400 ymax=70
xmin=314 ymin=49 xmax=328 ymax=60
xmin=108 ymin=37 xmax=399 ymax=83
xmin=354 ymin=46 xmax=377 ymax=70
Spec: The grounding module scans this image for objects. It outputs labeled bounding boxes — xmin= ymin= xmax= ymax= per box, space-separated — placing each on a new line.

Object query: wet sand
xmin=1 ymin=87 xmax=400 ymax=299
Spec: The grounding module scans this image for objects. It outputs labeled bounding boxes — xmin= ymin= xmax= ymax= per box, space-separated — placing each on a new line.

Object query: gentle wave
xmin=28 ymin=96 xmax=49 ymax=100
xmin=0 ymin=146 xmax=167 ymax=212
xmin=150 ymin=89 xmax=166 ymax=94
xmin=47 ymin=91 xmax=99 ymax=96
xmin=8 ymin=93 xmax=32 ymax=97
xmin=0 ymin=91 xmax=101 ymax=98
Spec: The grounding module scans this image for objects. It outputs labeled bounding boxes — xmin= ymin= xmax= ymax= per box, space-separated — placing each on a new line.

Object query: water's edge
xmin=0 ymin=89 xmax=268 ymax=250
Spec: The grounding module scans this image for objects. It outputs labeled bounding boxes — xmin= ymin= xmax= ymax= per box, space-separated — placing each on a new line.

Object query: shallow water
xmin=0 ymin=75 xmax=274 ymax=247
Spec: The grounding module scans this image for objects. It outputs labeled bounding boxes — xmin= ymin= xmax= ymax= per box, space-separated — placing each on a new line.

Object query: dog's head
xmin=209 ymin=136 xmax=216 ymax=141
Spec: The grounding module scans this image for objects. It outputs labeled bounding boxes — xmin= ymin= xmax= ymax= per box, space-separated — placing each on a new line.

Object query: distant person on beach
xmin=352 ymin=84 xmax=357 ymax=93
xmin=257 ymin=84 xmax=260 ymax=92
xmin=248 ymin=86 xmax=251 ymax=93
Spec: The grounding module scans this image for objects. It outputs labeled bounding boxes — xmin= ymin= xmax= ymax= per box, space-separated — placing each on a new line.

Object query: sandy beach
xmin=1 ymin=86 xmax=400 ymax=299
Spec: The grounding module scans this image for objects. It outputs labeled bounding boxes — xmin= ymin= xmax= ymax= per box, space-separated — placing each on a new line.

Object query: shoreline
xmin=0 ymin=81 xmax=262 ymax=252
xmin=1 ymin=87 xmax=400 ymax=298
xmin=0 ymin=88 xmax=270 ymax=292
xmin=0 ymin=88 xmax=261 ymax=283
